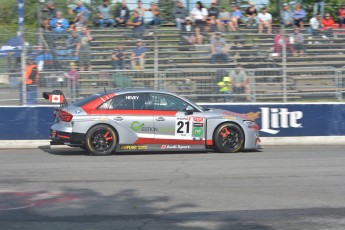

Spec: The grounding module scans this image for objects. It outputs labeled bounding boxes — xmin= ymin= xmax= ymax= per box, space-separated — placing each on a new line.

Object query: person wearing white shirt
xmin=257 ymin=7 xmax=272 ymax=34
xmin=191 ymin=1 xmax=208 ymax=30
xmin=308 ymin=14 xmax=322 ymax=35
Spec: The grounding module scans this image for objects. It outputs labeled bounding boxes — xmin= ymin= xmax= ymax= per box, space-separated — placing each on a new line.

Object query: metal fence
xmin=1 ymin=67 xmax=344 ymax=105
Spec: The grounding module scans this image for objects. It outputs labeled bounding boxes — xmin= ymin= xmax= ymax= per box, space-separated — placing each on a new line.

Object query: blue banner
xmin=0 ymin=104 xmax=345 ymax=140
xmin=17 ymin=0 xmax=24 ymax=29
xmin=203 ymin=104 xmax=345 ymax=137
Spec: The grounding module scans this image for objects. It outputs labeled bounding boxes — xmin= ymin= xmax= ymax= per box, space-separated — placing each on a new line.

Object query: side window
xmin=149 ymin=93 xmax=191 ymax=111
xmin=110 ymin=93 xmax=147 ymax=110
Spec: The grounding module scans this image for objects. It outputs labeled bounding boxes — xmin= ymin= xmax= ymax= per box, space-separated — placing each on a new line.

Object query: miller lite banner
xmin=202 ymin=103 xmax=345 ymax=137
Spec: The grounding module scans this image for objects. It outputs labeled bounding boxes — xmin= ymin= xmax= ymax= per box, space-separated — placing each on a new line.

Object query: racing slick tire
xmin=213 ymin=122 xmax=244 ymax=153
xmin=85 ymin=125 xmax=117 ymax=156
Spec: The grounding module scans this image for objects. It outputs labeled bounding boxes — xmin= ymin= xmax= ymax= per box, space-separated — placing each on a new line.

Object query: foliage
xmin=157 ymin=0 xmax=176 ymax=23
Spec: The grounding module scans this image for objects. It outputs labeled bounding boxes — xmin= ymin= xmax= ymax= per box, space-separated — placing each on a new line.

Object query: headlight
xmin=244 ymin=120 xmax=255 ymax=128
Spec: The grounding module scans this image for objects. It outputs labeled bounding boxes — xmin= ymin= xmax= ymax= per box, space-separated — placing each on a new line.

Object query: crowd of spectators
xmin=37 ymin=0 xmax=345 ymax=73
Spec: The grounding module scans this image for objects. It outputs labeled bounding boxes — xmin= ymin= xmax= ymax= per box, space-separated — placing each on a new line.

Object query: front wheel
xmin=85 ymin=125 xmax=117 ymax=156
xmin=213 ymin=123 xmax=244 ymax=153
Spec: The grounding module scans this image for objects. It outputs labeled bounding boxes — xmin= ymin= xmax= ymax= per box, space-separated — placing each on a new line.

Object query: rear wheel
xmin=85 ymin=125 xmax=117 ymax=156
xmin=213 ymin=123 xmax=244 ymax=153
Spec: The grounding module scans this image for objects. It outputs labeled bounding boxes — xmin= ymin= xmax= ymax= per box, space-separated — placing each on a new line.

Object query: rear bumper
xmin=50 ymin=129 xmax=85 ymax=146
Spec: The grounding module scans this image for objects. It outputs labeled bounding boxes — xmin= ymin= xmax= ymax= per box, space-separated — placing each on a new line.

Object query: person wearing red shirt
xmin=321 ymin=13 xmax=335 ymax=37
xmin=338 ymin=4 xmax=345 ymax=29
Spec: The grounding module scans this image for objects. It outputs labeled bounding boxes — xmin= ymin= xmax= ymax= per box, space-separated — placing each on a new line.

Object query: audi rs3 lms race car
xmin=44 ymin=89 xmax=260 ymax=156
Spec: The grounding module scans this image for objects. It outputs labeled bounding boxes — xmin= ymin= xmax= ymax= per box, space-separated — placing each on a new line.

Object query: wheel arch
xmin=212 ymin=121 xmax=246 ymax=149
xmin=86 ymin=123 xmax=119 ymax=144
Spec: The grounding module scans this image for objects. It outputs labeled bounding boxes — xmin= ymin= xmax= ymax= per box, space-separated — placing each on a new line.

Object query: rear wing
xmin=42 ymin=90 xmax=68 ymax=108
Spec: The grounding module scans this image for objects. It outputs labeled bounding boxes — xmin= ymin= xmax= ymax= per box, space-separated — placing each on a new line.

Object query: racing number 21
xmin=177 ymin=121 xmax=190 ymax=134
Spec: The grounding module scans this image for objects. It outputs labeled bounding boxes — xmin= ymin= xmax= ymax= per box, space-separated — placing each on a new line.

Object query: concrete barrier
xmin=0 ymin=103 xmax=344 ymax=148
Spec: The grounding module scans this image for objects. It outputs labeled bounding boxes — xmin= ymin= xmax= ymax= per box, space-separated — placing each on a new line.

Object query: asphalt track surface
xmin=0 ymin=146 xmax=345 ymax=230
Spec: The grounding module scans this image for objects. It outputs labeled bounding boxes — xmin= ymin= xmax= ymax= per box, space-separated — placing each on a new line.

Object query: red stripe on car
xmin=134 ymin=138 xmax=204 ymax=145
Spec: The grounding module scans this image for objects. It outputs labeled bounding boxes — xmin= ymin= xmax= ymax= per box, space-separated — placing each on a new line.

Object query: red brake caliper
xmin=220 ymin=127 xmax=230 ymax=138
xmin=104 ymin=131 xmax=113 ymax=141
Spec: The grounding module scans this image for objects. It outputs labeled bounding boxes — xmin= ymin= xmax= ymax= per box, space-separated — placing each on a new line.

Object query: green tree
xmin=157 ymin=0 xmax=176 ymax=23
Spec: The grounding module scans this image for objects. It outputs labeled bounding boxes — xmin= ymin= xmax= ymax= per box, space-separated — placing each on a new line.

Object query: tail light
xmin=58 ymin=110 xmax=73 ymax=122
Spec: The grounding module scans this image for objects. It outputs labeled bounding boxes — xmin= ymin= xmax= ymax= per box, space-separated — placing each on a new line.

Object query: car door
xmin=148 ymin=93 xmax=206 ymax=150
xmin=106 ymin=93 xmax=154 ymax=147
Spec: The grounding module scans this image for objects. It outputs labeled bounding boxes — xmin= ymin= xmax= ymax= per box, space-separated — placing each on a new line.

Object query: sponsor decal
xmin=193 ymin=117 xmax=204 ymax=122
xmin=244 ymin=108 xmax=303 ymax=135
xmin=193 ymin=127 xmax=203 ymax=137
xmin=175 ymin=117 xmax=192 ymax=137
xmin=223 ymin=116 xmax=237 ymax=120
xmin=161 ymin=145 xmax=191 ymax=149
xmin=130 ymin=121 xmax=145 ymax=132
xmin=125 ymin=96 xmax=139 ymax=100
xmin=121 ymin=145 xmax=148 ymax=150
xmin=193 ymin=123 xmax=203 ymax=127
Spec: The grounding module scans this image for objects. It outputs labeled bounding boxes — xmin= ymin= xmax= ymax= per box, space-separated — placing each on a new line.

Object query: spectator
xmin=147 ymin=2 xmax=161 ymax=26
xmin=64 ymin=62 xmax=79 ymax=100
xmin=191 ymin=1 xmax=208 ymax=32
xmin=281 ymin=3 xmax=293 ymax=28
xmin=25 ymin=58 xmax=39 ymax=105
xmin=173 ymin=0 xmax=188 ymax=30
xmin=126 ymin=10 xmax=144 ymax=39
xmin=258 ymin=7 xmax=272 ymax=34
xmin=115 ymin=0 xmax=130 ymax=28
xmin=231 ymin=5 xmax=242 ymax=31
xmin=308 ymin=14 xmax=322 ymax=35
xmin=112 ymin=43 xmax=126 ymax=70
xmin=97 ymin=0 xmax=114 ymax=28
xmin=180 ymin=17 xmax=202 ymax=45
xmin=75 ymin=26 xmax=93 ymax=71
xmin=50 ymin=11 xmax=69 ymax=34
xmin=210 ymin=32 xmax=228 ymax=64
xmin=313 ymin=0 xmax=325 ymax=18
xmin=338 ymin=4 xmax=345 ymax=29
xmin=245 ymin=2 xmax=258 ymax=27
xmin=66 ymin=31 xmax=79 ymax=59
xmin=203 ymin=18 xmax=217 ymax=37
xmin=229 ymin=64 xmax=250 ymax=101
xmin=218 ymin=7 xmax=233 ymax=32
xmin=293 ymin=3 xmax=306 ymax=28
xmin=273 ymin=29 xmax=294 ymax=55
xmin=135 ymin=0 xmax=145 ymax=17
xmin=321 ymin=13 xmax=335 ymax=37
xmin=44 ymin=0 xmax=57 ymax=20
xmin=69 ymin=1 xmax=89 ymax=21
xmin=290 ymin=27 xmax=305 ymax=57
xmin=217 ymin=76 xmax=232 ymax=101
xmin=75 ymin=14 xmax=87 ymax=32
xmin=130 ymin=40 xmax=146 ymax=70
xmin=208 ymin=1 xmax=219 ymax=28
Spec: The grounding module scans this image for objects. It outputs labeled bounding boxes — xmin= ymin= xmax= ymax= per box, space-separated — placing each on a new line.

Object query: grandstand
xmin=1 ymin=1 xmax=345 ymax=105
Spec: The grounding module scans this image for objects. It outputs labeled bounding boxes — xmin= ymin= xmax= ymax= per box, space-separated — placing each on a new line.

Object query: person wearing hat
xmin=245 ymin=2 xmax=258 ymax=27
xmin=210 ymin=32 xmax=229 ymax=64
xmin=281 ymin=3 xmax=293 ymax=28
xmin=257 ymin=7 xmax=272 ymax=34
xmin=217 ymin=76 xmax=232 ymax=101
xmin=173 ymin=0 xmax=188 ymax=30
xmin=130 ymin=40 xmax=146 ymax=70
xmin=180 ymin=17 xmax=197 ymax=45
xmin=44 ymin=1 xmax=58 ymax=20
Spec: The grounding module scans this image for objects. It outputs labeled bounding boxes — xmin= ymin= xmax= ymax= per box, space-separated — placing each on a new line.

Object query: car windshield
xmin=182 ymin=96 xmax=209 ymax=111
xmin=72 ymin=94 xmax=100 ymax=107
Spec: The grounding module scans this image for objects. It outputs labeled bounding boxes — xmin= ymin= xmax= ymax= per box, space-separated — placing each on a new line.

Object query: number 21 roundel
xmin=175 ymin=117 xmax=191 ymax=137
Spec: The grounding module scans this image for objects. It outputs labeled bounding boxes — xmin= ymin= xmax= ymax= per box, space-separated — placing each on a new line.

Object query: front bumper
xmin=50 ymin=129 xmax=85 ymax=146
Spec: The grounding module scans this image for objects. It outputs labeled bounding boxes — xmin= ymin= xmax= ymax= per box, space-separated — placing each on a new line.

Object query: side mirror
xmin=185 ymin=105 xmax=194 ymax=115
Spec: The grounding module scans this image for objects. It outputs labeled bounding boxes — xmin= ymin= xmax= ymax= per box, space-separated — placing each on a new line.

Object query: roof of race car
xmin=97 ymin=88 xmax=176 ymax=97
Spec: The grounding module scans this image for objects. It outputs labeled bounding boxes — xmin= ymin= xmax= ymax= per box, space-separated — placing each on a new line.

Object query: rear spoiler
xmin=42 ymin=90 xmax=68 ymax=108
